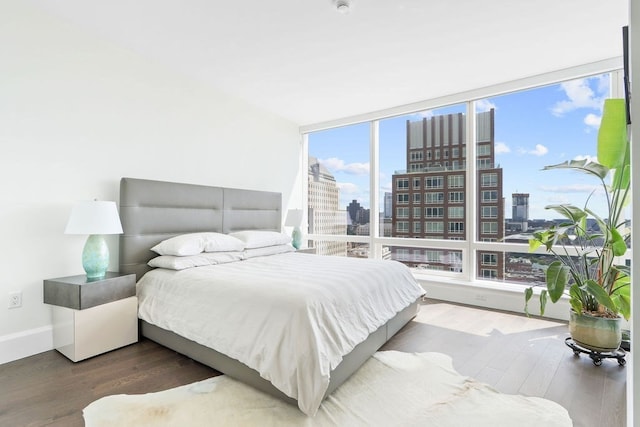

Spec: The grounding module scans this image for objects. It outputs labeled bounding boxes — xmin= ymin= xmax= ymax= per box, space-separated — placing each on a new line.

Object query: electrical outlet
xmin=8 ymin=291 xmax=22 ymax=309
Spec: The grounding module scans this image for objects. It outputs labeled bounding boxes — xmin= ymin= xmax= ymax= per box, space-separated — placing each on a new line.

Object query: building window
xmin=425 ymin=176 xmax=444 ymax=189
xmin=481 ymin=173 xmax=498 ymax=187
xmin=413 ymin=222 xmax=421 ymax=233
xmin=481 ymin=206 xmax=498 ymax=218
xmin=413 ymin=207 xmax=422 ymax=218
xmin=426 ymin=207 xmax=444 ymax=218
xmin=396 ymin=207 xmax=409 ymax=218
xmin=396 ymin=248 xmax=410 ymax=261
xmin=452 ymin=147 xmax=459 ymax=158
xmin=410 ymin=151 xmax=423 ymax=162
xmin=425 ymin=192 xmax=444 ymax=204
xmin=448 ymin=222 xmax=464 ymax=234
xmin=448 ymin=191 xmax=464 ymax=203
xmin=444 ymin=149 xmax=449 ymax=159
xmin=481 ymin=253 xmax=498 ymax=266
xmin=481 ymin=269 xmax=497 ymax=279
xmin=477 ymin=144 xmax=491 ymax=156
xmin=448 ymin=206 xmax=464 ymax=218
xmin=481 ymin=190 xmax=498 ymax=203
xmin=448 ymin=175 xmax=464 ymax=188
xmin=425 ymin=221 xmax=444 ymax=233
xmin=477 ymin=158 xmax=492 ymax=169
xmin=413 ymin=177 xmax=421 ymax=189
xmin=426 ymin=250 xmax=442 ymax=262
xmin=482 ymin=222 xmax=498 ymax=234
xmin=396 ymin=221 xmax=409 ymax=233
xmin=413 ymin=193 xmax=421 ymax=203
xmin=397 ymin=193 xmax=409 ymax=204
xmin=397 ymin=178 xmax=409 ymax=189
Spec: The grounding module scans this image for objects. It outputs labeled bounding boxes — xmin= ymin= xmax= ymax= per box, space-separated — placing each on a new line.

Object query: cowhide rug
xmin=84 ymin=351 xmax=572 ymax=426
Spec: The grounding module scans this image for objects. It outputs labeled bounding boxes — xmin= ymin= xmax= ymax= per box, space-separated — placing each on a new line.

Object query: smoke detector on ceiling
xmin=334 ymin=0 xmax=351 ymax=14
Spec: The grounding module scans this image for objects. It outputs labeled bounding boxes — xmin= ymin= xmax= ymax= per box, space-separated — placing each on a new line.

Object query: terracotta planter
xmin=569 ymin=310 xmax=622 ymax=352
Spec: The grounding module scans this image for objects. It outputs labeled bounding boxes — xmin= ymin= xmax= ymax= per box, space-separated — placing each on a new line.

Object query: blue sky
xmin=308 ymin=75 xmax=612 ymax=220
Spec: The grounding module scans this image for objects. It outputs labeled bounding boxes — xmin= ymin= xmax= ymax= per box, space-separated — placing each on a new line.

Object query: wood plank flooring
xmin=0 ymin=300 xmax=627 ymax=427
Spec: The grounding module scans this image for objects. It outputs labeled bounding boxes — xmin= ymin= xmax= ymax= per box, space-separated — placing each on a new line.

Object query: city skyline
xmin=308 ymin=74 xmax=612 ymax=221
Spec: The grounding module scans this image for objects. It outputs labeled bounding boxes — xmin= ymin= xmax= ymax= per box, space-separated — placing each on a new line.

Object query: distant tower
xmin=512 ymin=193 xmax=529 ymax=232
xmin=384 ymin=192 xmax=393 ymax=218
xmin=308 ymin=157 xmax=347 ymax=256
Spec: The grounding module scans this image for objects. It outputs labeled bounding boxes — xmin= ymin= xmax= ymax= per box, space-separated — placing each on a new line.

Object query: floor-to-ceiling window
xmin=304 ymin=69 xmax=627 ymax=290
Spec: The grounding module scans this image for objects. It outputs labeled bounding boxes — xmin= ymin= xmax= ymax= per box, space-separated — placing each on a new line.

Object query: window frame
xmin=303 ymin=67 xmax=624 ymax=289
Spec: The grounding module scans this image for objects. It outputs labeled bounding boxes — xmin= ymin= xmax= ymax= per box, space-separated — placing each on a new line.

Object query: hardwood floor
xmin=0 ymin=300 xmax=627 ymax=427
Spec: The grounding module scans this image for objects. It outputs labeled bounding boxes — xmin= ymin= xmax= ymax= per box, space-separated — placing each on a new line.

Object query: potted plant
xmin=524 ymin=98 xmax=631 ymax=352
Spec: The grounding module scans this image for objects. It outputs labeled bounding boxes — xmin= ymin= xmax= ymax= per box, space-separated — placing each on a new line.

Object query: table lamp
xmin=285 ymin=209 xmax=303 ymax=250
xmin=64 ymin=200 xmax=123 ymax=280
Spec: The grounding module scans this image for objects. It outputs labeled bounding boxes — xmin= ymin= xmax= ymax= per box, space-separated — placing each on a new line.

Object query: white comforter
xmin=136 ymin=252 xmax=425 ymax=416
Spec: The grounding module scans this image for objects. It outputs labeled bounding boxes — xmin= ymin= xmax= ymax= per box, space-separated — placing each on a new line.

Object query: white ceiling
xmin=27 ymin=0 xmax=628 ymax=126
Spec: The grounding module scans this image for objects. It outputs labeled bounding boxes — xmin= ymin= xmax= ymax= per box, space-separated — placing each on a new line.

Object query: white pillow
xmin=243 ymin=244 xmax=295 ymax=259
xmin=203 ymin=233 xmax=246 ymax=253
xmin=229 ymin=230 xmax=292 ymax=249
xmin=148 ymin=251 xmax=244 ymax=270
xmin=151 ymin=232 xmax=245 ymax=256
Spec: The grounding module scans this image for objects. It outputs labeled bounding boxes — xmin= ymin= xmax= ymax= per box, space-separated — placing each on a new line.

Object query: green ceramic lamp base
xmin=291 ymin=226 xmax=302 ymax=250
xmin=82 ymin=234 xmax=109 ymax=280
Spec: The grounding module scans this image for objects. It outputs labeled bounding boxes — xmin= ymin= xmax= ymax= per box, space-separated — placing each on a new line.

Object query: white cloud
xmin=337 ymin=182 xmax=360 ymax=194
xmin=531 ymin=144 xmax=548 ymax=156
xmin=414 ymin=110 xmax=434 ymax=119
xmin=475 ymin=99 xmax=496 ymax=112
xmin=583 ymin=113 xmax=601 ymax=130
xmin=517 ymin=144 xmax=548 ymax=156
xmin=319 ymin=157 xmax=370 ymax=175
xmin=494 ymin=142 xmax=511 ymax=154
xmin=518 ymin=144 xmax=548 ymax=156
xmin=551 ymin=78 xmax=604 ymax=117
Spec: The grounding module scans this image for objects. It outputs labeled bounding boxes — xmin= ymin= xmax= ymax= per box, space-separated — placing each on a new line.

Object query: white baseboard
xmin=0 ymin=325 xmax=53 ymax=365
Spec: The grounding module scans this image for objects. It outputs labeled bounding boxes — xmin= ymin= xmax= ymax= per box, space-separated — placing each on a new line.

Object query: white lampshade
xmin=64 ymin=200 xmax=123 ymax=235
xmin=285 ymin=209 xmax=303 ymax=227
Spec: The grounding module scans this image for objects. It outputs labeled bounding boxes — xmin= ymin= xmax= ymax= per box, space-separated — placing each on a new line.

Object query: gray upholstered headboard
xmin=119 ymin=177 xmax=282 ymax=279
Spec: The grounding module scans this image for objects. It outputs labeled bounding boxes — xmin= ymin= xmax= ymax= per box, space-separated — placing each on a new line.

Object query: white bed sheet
xmin=136 ymin=252 xmax=425 ymax=416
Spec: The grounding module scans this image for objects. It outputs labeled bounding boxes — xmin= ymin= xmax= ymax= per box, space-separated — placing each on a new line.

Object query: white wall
xmin=0 ymin=3 xmax=301 ymax=363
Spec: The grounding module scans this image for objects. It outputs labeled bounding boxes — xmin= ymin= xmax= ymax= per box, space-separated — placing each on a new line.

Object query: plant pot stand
xmin=565 ymin=337 xmax=626 ymax=366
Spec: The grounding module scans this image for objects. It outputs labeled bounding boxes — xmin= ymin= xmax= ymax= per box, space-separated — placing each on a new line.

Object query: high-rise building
xmin=308 ymin=157 xmax=347 ymax=256
xmin=511 ymin=193 xmax=530 ymax=232
xmin=391 ymin=110 xmax=504 ymax=279
xmin=384 ymin=192 xmax=393 ymax=218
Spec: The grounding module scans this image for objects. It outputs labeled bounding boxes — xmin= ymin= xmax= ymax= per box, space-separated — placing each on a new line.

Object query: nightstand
xmin=43 ymin=272 xmax=137 ymax=362
xmin=296 ymin=247 xmax=317 ymax=254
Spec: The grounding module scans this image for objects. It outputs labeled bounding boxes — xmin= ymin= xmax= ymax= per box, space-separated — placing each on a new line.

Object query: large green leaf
xmin=544 ymin=204 xmax=587 ymax=224
xmin=584 ymin=279 xmax=616 ymax=313
xmin=542 ymin=159 xmax=609 ymax=180
xmin=546 ymin=261 xmax=570 ymax=303
xmin=611 ymin=283 xmax=631 ymax=320
xmin=539 ymin=290 xmax=548 ymax=316
xmin=597 ymin=99 xmax=628 ymax=170
xmin=524 ymin=287 xmax=533 ymax=316
xmin=569 ymin=284 xmax=584 ymax=313
xmin=610 ymin=227 xmax=627 ymax=257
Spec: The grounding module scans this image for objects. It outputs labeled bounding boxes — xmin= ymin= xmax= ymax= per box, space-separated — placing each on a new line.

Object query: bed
xmin=118 ymin=177 xmax=424 ymax=416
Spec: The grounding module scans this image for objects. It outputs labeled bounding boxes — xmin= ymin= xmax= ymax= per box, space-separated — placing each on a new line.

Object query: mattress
xmin=136 ymin=252 xmax=425 ymax=415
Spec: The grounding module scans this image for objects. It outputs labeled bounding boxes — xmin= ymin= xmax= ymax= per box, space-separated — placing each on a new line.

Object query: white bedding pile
xmin=136 ymin=252 xmax=425 ymax=416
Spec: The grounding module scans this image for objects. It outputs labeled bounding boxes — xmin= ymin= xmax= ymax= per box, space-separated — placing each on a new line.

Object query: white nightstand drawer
xmin=52 ymin=296 xmax=138 ymax=362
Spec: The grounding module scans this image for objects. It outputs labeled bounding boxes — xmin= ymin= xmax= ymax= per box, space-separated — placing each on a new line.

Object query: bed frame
xmin=118 ymin=177 xmax=419 ymax=406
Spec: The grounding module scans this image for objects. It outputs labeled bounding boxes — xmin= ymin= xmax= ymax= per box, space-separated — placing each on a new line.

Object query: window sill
xmin=412 ymin=271 xmax=571 ymax=321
